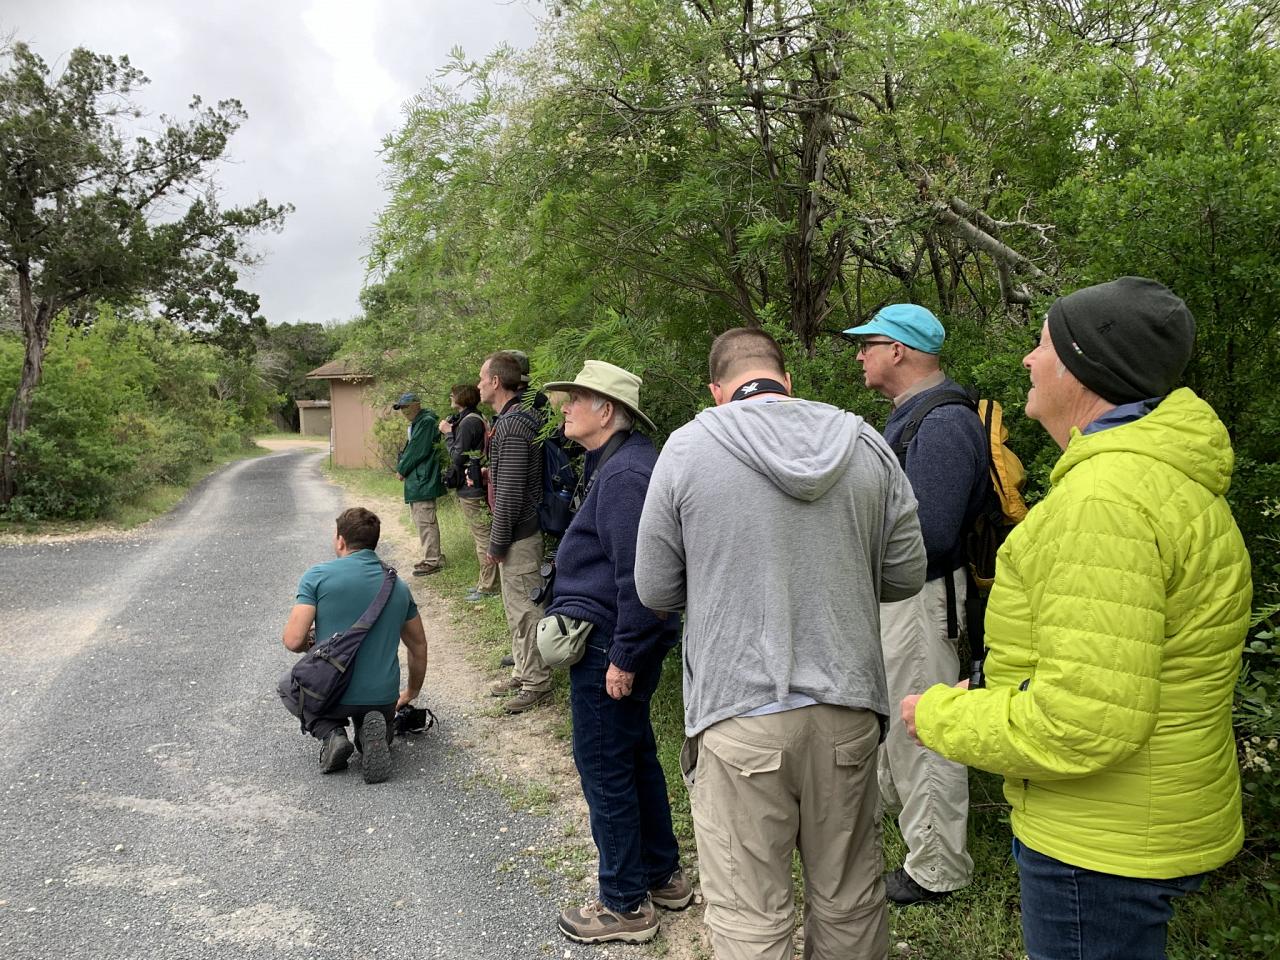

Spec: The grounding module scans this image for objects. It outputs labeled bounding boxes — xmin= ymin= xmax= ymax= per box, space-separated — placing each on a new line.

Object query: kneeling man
xmin=278 ymin=507 xmax=428 ymax=783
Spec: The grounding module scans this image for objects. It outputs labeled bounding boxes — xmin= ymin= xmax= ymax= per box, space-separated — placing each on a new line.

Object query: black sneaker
xmin=359 ymin=712 xmax=391 ymax=784
xmin=883 ymin=867 xmax=953 ymax=906
xmin=319 ymin=730 xmax=353 ymax=774
xmin=499 ymin=654 xmax=515 ymax=667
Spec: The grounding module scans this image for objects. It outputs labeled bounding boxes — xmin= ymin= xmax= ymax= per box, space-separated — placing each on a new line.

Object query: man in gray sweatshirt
xmin=636 ymin=328 xmax=926 ymax=960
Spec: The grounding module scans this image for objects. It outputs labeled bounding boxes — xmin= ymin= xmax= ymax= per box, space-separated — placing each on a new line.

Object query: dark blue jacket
xmin=884 ymin=377 xmax=990 ymax=580
xmin=547 ymin=431 xmax=679 ymax=672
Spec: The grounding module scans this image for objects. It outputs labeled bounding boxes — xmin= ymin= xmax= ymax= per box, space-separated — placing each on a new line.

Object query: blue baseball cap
xmin=392 ymin=392 xmax=420 ymax=409
xmin=844 ymin=304 xmax=945 ymax=355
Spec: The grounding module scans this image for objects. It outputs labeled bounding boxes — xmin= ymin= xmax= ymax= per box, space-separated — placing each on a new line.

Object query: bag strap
xmin=889 ymin=388 xmax=978 ymax=468
xmin=339 ymin=564 xmax=398 ymax=644
xmin=573 ymin=429 xmax=631 ymax=511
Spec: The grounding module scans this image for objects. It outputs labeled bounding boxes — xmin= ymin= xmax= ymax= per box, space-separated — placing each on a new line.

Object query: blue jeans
xmin=1014 ymin=838 xmax=1205 ymax=960
xmin=569 ymin=634 xmax=679 ymax=912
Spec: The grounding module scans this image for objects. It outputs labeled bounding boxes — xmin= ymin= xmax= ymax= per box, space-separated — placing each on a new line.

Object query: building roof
xmin=306 ymin=358 xmax=372 ymax=381
xmin=295 ymin=399 xmax=331 ymax=408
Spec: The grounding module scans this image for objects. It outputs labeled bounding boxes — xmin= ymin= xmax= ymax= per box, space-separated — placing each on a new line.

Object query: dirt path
xmin=350 ymin=482 xmax=707 ymax=959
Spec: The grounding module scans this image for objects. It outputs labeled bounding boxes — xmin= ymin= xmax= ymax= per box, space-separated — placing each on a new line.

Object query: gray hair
xmin=590 ymin=393 xmax=634 ymax=431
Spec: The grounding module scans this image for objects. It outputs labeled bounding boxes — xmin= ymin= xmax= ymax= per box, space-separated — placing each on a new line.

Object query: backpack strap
xmin=889 ymin=387 xmax=978 ymax=468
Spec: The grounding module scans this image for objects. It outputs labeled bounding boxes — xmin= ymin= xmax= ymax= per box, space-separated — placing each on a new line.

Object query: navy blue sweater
xmin=883 ymin=377 xmax=991 ymax=580
xmin=547 ymin=432 xmax=679 ymax=672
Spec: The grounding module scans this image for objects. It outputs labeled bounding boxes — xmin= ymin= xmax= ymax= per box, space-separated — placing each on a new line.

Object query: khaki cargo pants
xmin=499 ymin=531 xmax=550 ymax=693
xmin=683 ymin=704 xmax=887 ymax=960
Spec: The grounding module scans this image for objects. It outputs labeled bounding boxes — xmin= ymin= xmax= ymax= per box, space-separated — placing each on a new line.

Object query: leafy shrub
xmin=0 ymin=312 xmax=261 ymax=522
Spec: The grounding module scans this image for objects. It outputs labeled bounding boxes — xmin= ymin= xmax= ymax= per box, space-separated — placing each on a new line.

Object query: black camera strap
xmin=571 ymin=429 xmax=631 ymax=513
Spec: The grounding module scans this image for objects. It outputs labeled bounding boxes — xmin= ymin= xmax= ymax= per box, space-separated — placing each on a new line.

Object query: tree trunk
xmin=1 ymin=265 xmax=53 ymax=506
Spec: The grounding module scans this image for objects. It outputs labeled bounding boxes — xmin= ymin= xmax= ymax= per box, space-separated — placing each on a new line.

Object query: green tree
xmin=0 ymin=41 xmax=290 ymax=503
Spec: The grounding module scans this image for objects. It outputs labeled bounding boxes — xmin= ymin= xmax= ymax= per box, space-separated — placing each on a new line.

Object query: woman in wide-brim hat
xmin=540 ymin=360 xmax=690 ymax=944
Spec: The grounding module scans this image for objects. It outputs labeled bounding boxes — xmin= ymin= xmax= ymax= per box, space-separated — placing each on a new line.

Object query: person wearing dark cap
xmin=392 ymin=392 xmax=447 ymax=576
xmin=846 ymin=303 xmax=990 ymax=905
xmin=901 ymin=278 xmax=1252 ymax=960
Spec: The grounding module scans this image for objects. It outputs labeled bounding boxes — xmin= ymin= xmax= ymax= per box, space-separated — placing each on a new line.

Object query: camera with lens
xmin=530 ymin=561 xmax=556 ymax=605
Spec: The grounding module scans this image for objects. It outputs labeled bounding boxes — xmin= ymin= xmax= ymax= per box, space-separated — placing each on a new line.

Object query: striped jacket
xmin=487 ymin=393 xmax=543 ymax=557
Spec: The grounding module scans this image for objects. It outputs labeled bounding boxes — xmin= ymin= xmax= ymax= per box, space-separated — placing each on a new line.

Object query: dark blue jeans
xmin=1014 ymin=837 xmax=1205 ymax=960
xmin=570 ymin=635 xmax=679 ymax=912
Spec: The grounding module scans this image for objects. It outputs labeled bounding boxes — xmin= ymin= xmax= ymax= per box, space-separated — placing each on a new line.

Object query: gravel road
xmin=0 ymin=450 xmax=652 ymax=960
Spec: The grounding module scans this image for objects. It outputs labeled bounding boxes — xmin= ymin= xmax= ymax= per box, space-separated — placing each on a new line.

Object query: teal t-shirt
xmin=296 ymin=549 xmax=419 ymax=705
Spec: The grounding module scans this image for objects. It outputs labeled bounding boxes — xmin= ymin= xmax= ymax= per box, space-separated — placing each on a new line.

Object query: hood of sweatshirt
xmin=695 ymin=398 xmax=869 ymax=503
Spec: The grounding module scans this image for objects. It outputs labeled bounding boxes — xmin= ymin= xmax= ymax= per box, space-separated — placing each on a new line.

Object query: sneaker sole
xmin=650 ymin=890 xmax=693 ymax=910
xmin=556 ymin=918 xmax=660 ymax=945
xmin=360 ymin=713 xmax=391 ymax=784
xmin=320 ymin=738 xmax=354 ymax=774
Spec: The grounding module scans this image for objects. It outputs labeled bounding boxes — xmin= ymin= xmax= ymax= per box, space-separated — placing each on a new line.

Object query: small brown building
xmin=295 ymin=399 xmax=332 ymax=438
xmin=305 ymin=360 xmax=379 ymax=468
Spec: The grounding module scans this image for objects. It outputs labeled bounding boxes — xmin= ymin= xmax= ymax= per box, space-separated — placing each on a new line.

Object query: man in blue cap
xmin=392 ymin=391 xmax=447 ymax=576
xmin=846 ymin=304 xmax=992 ymax=905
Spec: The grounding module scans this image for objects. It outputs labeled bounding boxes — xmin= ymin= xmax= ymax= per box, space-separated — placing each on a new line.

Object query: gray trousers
xmin=876 ymin=570 xmax=974 ymax=893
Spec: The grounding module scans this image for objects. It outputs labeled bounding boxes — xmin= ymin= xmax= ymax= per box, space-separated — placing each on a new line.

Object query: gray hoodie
xmin=635 ymin=398 xmax=926 ymax=736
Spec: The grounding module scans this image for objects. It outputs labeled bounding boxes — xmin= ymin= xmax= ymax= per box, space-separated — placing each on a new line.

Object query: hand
xmin=605 ymin=664 xmax=635 ymax=700
xmin=304 ymin=624 xmax=316 ymax=650
xmin=485 ymin=552 xmax=503 ymax=566
xmin=395 ymin=473 xmax=403 ymax=481
xmin=395 ymin=688 xmax=418 ymax=710
xmin=438 ymin=418 xmax=452 ymax=434
xmin=901 ymin=694 xmax=923 ymax=745
xmin=901 ymin=679 xmax=969 ymax=746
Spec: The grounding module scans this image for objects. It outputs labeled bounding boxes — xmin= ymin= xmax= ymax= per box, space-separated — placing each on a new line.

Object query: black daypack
xmin=289 ymin=564 xmax=397 ymax=733
xmin=509 ymin=408 xmax=578 ymax=538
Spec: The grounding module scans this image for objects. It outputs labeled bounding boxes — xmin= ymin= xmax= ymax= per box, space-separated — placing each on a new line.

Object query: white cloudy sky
xmin=1 ymin=1 xmax=542 ymax=326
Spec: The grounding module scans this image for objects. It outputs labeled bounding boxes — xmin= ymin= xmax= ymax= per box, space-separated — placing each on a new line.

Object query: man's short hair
xmin=451 ymin=383 xmax=480 ymax=408
xmin=336 ymin=507 xmax=380 ymax=551
xmin=484 ymin=352 xmax=525 ymax=391
xmin=709 ymin=327 xmax=786 ymax=383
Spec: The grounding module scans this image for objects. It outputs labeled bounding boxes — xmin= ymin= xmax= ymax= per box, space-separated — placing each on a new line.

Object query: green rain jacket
xmin=396 ymin=409 xmax=446 ymax=503
xmin=916 ymin=388 xmax=1251 ymax=879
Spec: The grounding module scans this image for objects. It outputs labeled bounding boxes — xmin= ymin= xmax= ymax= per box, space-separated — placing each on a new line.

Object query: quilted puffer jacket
xmin=915 ymin=388 xmax=1251 ymax=878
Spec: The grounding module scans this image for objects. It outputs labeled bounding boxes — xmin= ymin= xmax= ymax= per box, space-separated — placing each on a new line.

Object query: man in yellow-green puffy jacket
xmin=901 ymin=277 xmax=1251 ymax=960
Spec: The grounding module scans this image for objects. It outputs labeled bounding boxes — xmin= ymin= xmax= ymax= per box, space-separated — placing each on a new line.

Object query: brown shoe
xmin=650 ymin=867 xmax=693 ymax=910
xmin=557 ymin=898 xmax=658 ymax=944
xmin=503 ymin=688 xmax=551 ymax=714
xmin=489 ymin=677 xmax=521 ymax=697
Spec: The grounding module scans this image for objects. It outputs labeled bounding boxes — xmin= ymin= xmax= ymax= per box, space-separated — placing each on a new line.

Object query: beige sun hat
xmin=543 ymin=360 xmax=655 ymax=432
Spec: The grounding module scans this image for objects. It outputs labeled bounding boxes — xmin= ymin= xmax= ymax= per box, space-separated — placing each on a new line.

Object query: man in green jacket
xmin=393 ymin=392 xmax=447 ymax=576
xmin=902 ymin=278 xmax=1252 ymax=960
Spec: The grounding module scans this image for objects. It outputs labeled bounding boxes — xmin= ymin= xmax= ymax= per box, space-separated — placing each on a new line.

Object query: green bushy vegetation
xmin=343 ymin=1 xmax=1280 ymax=954
xmin=0 ymin=312 xmax=274 ymax=523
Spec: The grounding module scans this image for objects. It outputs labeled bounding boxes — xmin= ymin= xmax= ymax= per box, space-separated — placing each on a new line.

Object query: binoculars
xmin=530 ymin=561 xmax=555 ymax=605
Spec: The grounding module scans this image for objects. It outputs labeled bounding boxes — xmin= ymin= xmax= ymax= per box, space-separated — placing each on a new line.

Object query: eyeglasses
xmin=857 ymin=339 xmax=897 ymax=351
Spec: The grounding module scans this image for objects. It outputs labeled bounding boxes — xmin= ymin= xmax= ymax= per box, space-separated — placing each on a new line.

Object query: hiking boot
xmin=318 ymin=729 xmax=353 ymax=774
xmin=557 ymin=898 xmax=659 ymax=945
xmin=359 ymin=712 xmax=391 ymax=784
xmin=464 ymin=588 xmax=499 ymax=602
xmin=489 ymin=677 xmax=521 ymax=697
xmin=499 ymin=654 xmax=515 ymax=667
xmin=883 ymin=867 xmax=953 ymax=906
xmin=412 ymin=564 xmax=443 ymax=577
xmin=650 ymin=868 xmax=693 ymax=910
xmin=503 ymin=688 xmax=551 ymax=714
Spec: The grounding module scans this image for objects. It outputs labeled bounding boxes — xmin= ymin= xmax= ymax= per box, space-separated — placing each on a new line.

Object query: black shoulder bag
xmin=289 ymin=564 xmax=398 ymax=733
